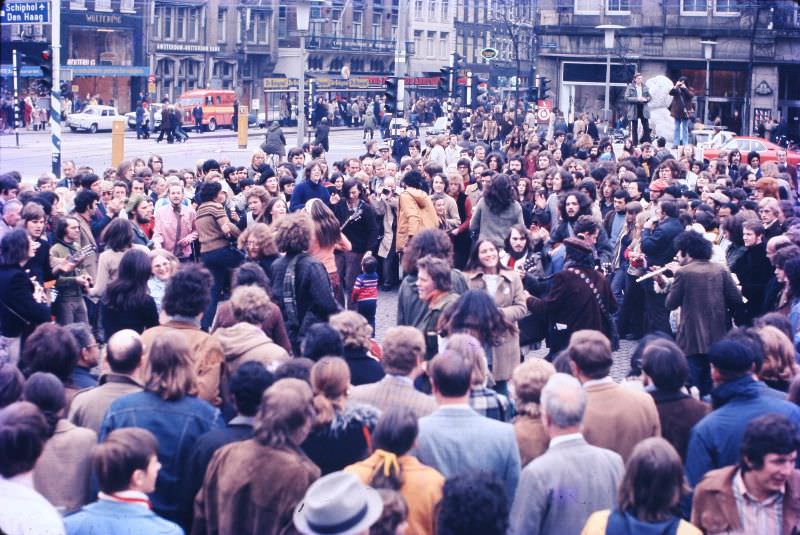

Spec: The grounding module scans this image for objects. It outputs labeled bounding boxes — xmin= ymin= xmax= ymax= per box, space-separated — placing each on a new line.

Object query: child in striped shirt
xmin=351 ymin=253 xmax=379 ymax=335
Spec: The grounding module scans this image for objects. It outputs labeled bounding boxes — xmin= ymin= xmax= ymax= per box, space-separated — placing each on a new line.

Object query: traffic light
xmin=384 ymin=77 xmax=398 ymax=115
xmin=437 ymin=67 xmax=451 ymax=97
xmin=18 ymin=43 xmax=52 ymax=93
xmin=539 ymin=78 xmax=552 ymax=101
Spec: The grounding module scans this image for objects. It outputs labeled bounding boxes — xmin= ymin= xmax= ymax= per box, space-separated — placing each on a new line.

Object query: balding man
xmin=67 ymin=329 xmax=144 ymax=432
xmin=509 ymin=373 xmax=624 ymax=535
xmin=349 ymin=326 xmax=436 ymax=418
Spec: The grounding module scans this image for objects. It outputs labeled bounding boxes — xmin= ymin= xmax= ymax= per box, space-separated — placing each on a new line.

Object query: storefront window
xmin=68 ymin=28 xmax=134 ymax=66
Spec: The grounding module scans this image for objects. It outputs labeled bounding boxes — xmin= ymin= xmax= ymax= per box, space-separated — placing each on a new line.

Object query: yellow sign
xmin=263 ymin=78 xmax=290 ymax=90
xmin=148 ymin=82 xmax=156 ymax=94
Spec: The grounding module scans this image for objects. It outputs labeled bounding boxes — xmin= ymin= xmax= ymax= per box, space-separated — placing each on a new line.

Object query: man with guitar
xmin=50 ymin=216 xmax=94 ymax=325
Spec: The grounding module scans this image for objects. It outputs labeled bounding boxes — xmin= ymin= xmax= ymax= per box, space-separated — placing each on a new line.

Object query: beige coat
xmin=467 ymin=269 xmax=527 ymax=381
xmin=396 ymin=187 xmax=438 ymax=252
xmin=373 ymin=193 xmax=399 ymax=258
xmin=583 ymin=381 xmax=661 ymax=462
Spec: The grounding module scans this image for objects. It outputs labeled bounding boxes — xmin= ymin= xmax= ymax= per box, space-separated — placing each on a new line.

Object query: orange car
xmin=703 ymin=136 xmax=800 ymax=167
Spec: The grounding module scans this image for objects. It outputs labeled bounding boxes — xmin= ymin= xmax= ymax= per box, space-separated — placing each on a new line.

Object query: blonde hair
xmin=511 ymin=359 xmax=556 ymax=417
xmin=310 ymin=357 xmax=350 ymax=427
xmin=329 ymin=311 xmax=373 ymax=351
xmin=757 ymin=326 xmax=799 ymax=384
xmin=230 ymin=285 xmax=272 ymax=325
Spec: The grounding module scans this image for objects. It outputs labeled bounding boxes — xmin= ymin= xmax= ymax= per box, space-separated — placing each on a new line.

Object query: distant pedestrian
xmin=314 ymin=118 xmax=330 ymax=152
xmin=193 ymin=104 xmax=203 ymax=133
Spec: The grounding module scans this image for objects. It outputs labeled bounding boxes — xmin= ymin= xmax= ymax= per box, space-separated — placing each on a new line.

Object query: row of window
xmin=413 ymin=31 xmax=451 ymax=59
xmin=68 ymin=0 xmax=134 ymax=12
xmin=149 ymin=6 xmax=271 ymax=45
xmin=573 ymin=0 xmax=739 ymax=15
xmin=413 ymin=0 xmax=451 ymax=20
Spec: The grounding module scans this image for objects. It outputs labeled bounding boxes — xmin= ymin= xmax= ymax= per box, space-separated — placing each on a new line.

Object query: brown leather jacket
xmin=691 ymin=465 xmax=800 ymax=534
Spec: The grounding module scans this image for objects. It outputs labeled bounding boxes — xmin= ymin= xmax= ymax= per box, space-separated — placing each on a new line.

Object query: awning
xmin=62 ymin=65 xmax=151 ymax=77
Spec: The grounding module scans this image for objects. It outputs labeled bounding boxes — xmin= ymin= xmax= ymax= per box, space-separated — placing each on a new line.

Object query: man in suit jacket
xmin=624 ymin=72 xmax=651 ymax=145
xmin=349 ymin=326 xmax=437 ymax=419
xmin=509 ymin=373 xmax=624 ymax=535
xmin=414 ymin=348 xmax=521 ymax=501
xmin=569 ymin=330 xmax=661 ymax=461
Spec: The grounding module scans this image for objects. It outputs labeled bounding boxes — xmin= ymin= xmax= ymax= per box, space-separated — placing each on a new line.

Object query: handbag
xmin=567 ymin=268 xmax=620 ymax=351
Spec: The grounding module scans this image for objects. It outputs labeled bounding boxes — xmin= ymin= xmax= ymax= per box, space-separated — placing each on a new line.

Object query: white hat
xmin=293 ymin=472 xmax=383 ymax=535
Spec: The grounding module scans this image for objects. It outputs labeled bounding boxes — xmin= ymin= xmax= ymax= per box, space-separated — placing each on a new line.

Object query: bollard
xmin=111 ymin=118 xmax=126 ymax=167
xmin=237 ymin=105 xmax=248 ymax=149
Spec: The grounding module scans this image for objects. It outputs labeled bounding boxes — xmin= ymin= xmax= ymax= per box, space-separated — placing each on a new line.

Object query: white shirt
xmin=549 ymin=432 xmax=584 ymax=449
xmin=636 ymin=84 xmax=643 ymax=99
xmin=0 ymin=473 xmax=65 ymax=535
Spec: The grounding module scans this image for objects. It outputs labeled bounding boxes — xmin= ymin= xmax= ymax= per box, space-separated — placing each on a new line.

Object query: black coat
xmin=642 ymin=217 xmax=683 ymax=267
xmin=731 ymin=242 xmax=774 ymax=323
xmin=270 ymin=253 xmax=339 ymax=354
xmin=101 ymin=297 xmax=159 ymax=338
xmin=0 ymin=264 xmax=51 ymax=338
xmin=343 ymin=346 xmax=385 ymax=386
xmin=334 ymin=200 xmax=378 ymax=254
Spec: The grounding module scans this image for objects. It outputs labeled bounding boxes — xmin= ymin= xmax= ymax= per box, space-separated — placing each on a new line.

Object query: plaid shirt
xmin=469 ymin=386 xmax=513 ymax=423
xmin=732 ymin=469 xmax=783 ymax=535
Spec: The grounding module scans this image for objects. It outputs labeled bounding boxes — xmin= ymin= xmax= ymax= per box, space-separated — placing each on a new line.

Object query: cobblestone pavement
xmin=375 ymin=287 xmax=635 ymax=382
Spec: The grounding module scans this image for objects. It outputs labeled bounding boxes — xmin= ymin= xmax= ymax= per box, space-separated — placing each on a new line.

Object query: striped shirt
xmin=352 ymin=272 xmax=379 ymax=303
xmin=731 ymin=469 xmax=783 ymax=535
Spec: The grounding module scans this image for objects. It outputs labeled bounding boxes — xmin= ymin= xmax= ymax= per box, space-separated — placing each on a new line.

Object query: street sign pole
xmin=51 ymin=0 xmax=62 ymax=177
xmin=12 ymin=49 xmax=20 ymax=148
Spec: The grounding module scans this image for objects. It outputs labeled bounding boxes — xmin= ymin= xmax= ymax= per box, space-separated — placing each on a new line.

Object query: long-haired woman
xmin=306 ymin=198 xmax=351 ymax=306
xmin=345 ymin=407 xmax=445 ymax=535
xmin=100 ymin=248 xmax=158 ymax=337
xmin=237 ymin=222 xmax=280 ymax=278
xmin=469 ymin=174 xmax=524 ymax=248
xmin=582 ymin=438 xmax=700 ymax=535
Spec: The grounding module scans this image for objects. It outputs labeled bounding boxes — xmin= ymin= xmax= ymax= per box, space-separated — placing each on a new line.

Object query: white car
xmin=68 ymin=105 xmax=120 ymax=133
xmin=125 ymin=104 xmax=163 ymax=131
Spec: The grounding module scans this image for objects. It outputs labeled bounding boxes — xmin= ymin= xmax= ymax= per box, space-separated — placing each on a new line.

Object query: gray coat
xmin=624 ymin=82 xmax=651 ymax=120
xmin=261 ymin=123 xmax=286 ymax=156
xmin=469 ymin=199 xmax=524 ymax=248
xmin=508 ymin=436 xmax=624 ymax=535
xmin=414 ymin=405 xmax=521 ymax=502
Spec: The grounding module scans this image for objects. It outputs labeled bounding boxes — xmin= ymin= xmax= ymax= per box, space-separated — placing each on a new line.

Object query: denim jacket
xmin=99 ymin=390 xmax=223 ymax=524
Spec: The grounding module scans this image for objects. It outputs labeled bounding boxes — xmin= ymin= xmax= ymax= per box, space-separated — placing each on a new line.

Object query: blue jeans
xmin=201 ymin=246 xmax=243 ymax=331
xmin=610 ymin=268 xmax=627 ymax=323
xmin=673 ymin=118 xmax=690 ymax=147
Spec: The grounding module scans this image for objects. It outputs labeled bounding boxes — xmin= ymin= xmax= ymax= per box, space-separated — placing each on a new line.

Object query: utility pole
xmin=393 ymin=0 xmax=407 ymax=114
xmin=12 ymin=50 xmax=20 ymax=148
xmin=51 ymin=0 xmax=62 ymax=178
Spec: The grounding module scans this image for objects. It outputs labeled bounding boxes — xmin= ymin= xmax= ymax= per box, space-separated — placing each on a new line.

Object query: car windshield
xmin=84 ymin=108 xmax=96 ymax=115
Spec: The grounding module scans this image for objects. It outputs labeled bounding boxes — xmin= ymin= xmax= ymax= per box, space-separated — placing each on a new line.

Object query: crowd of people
xmin=2 ymin=85 xmax=800 ymax=535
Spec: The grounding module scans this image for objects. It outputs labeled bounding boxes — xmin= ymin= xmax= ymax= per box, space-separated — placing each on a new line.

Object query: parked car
xmin=692 ymin=128 xmax=734 ymax=151
xmin=124 ymin=104 xmax=163 ymax=131
xmin=67 ymin=105 xmax=121 ymax=133
xmin=702 ymin=136 xmax=800 ymax=167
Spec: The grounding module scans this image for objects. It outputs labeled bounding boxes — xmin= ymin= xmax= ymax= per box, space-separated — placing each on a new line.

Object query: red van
xmin=178 ymin=89 xmax=235 ymax=131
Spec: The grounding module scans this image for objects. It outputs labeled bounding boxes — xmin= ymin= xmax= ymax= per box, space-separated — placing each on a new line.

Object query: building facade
xmin=534 ymin=0 xmax=800 ymax=138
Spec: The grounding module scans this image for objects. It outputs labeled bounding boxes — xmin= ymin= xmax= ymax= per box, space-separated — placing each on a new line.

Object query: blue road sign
xmin=1 ymin=1 xmax=50 ymax=24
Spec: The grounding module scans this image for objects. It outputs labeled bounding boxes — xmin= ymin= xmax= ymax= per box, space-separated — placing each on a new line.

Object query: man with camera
xmin=624 ymin=72 xmax=651 ymax=145
xmin=669 ymin=76 xmax=694 ymax=148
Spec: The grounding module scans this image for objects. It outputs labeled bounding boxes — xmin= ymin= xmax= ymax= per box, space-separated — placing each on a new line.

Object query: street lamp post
xmin=596 ymin=25 xmax=625 ymax=123
xmin=701 ymin=40 xmax=717 ymax=126
xmin=295 ymin=0 xmax=315 ymax=147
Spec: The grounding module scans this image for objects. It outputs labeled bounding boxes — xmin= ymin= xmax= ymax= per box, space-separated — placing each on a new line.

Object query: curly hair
xmin=558 ymin=190 xmax=592 ymax=220
xmin=273 ymin=212 xmax=311 ymax=254
xmin=329 ymin=311 xmax=373 ymax=350
xmin=511 ymin=359 xmax=556 ymax=418
xmin=162 ymin=264 xmax=213 ymax=317
xmin=400 ymin=228 xmax=454 ymax=275
xmin=436 ymin=472 xmax=509 ymax=535
xmin=237 ymin=222 xmax=278 ymax=258
xmin=230 ymin=285 xmax=272 ymax=325
xmin=482 ymin=173 xmax=515 ymax=214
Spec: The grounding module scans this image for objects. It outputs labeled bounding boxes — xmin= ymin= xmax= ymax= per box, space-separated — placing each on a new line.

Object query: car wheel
xmin=70 ymin=126 xmax=77 ymax=132
xmin=208 ymin=119 xmax=217 ymax=132
xmin=89 ymin=123 xmax=98 ymax=134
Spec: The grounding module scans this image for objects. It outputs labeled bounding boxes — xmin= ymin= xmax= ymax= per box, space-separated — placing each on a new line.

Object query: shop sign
xmin=481 ymin=47 xmax=498 ymax=60
xmin=155 ymin=43 xmax=221 ymax=53
xmin=67 ymin=59 xmax=96 ymax=66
